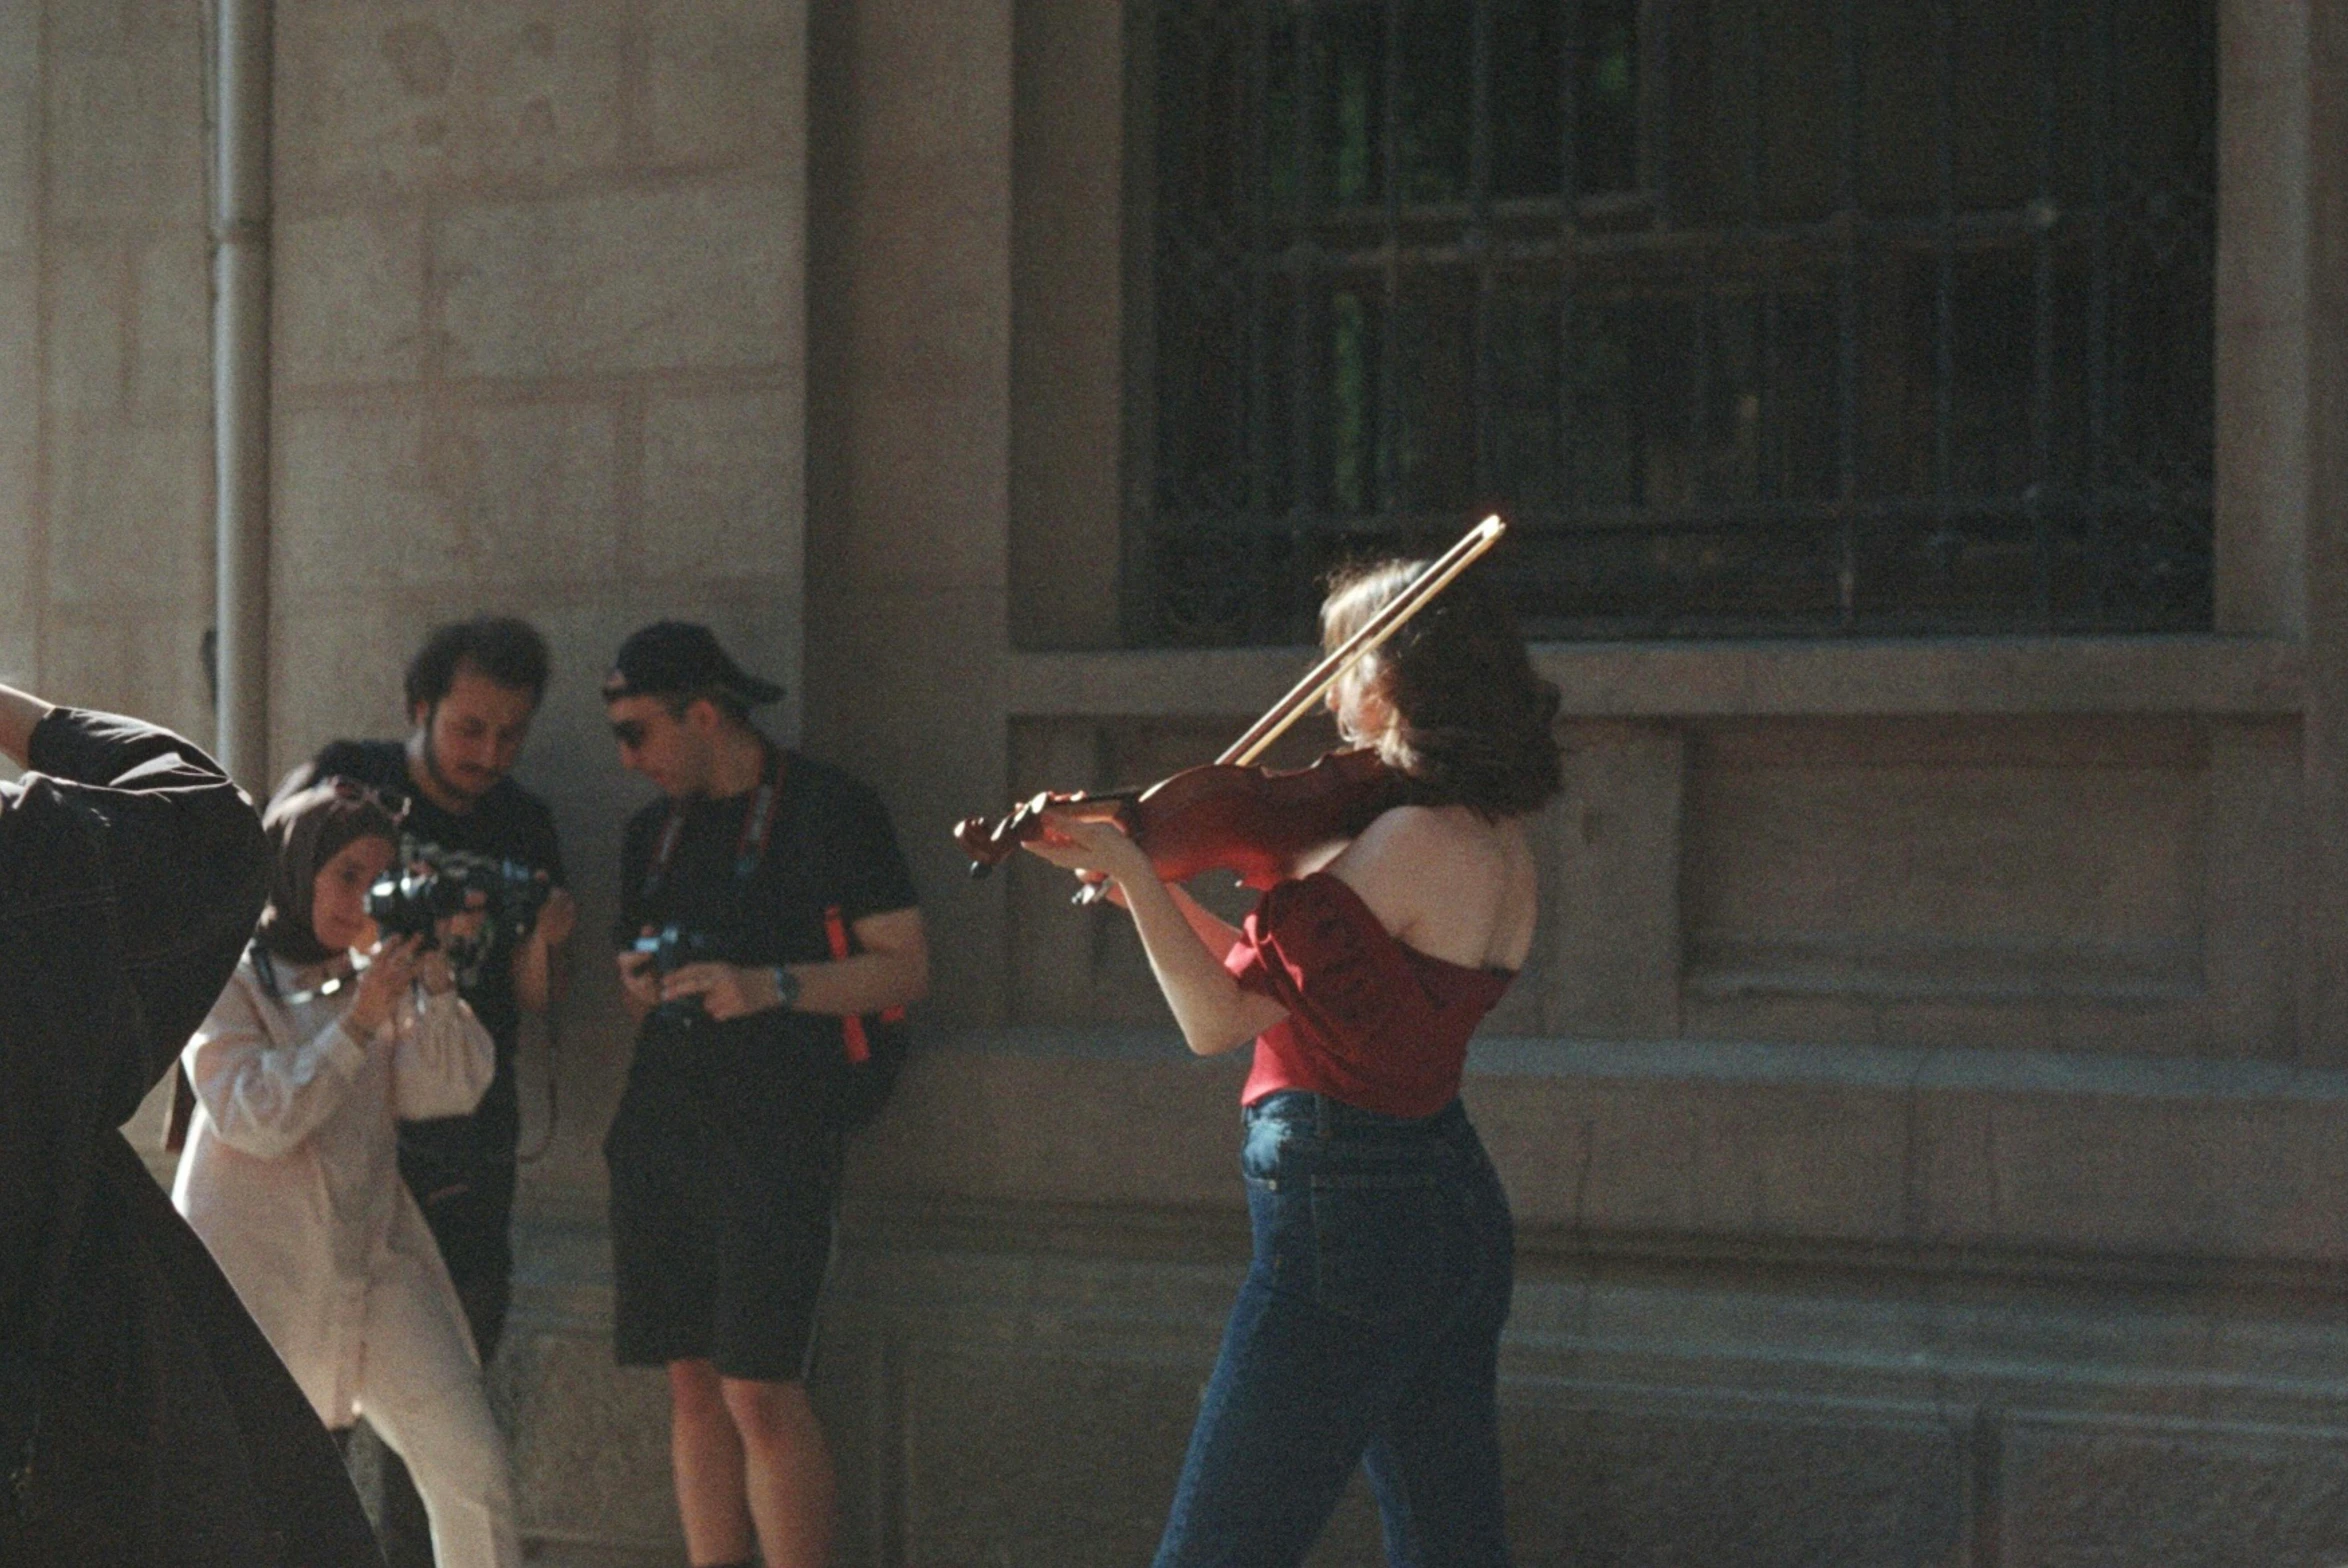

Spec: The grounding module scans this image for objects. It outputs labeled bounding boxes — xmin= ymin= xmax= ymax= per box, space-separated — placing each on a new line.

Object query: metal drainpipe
xmin=212 ymin=0 xmax=271 ymax=793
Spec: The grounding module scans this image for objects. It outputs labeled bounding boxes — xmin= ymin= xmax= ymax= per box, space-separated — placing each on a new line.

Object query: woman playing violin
xmin=1022 ymin=557 xmax=1561 ymax=1568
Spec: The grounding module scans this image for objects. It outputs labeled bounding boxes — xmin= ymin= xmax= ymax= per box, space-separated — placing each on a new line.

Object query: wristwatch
xmin=770 ymin=964 xmax=801 ymax=1011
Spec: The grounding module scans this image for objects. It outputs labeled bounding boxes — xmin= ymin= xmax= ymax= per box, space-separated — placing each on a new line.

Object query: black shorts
xmin=604 ymin=1073 xmax=842 ymax=1383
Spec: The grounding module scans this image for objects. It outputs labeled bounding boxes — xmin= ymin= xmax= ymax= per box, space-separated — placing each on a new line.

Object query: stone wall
xmin=266 ymin=0 xmax=813 ymax=1210
xmin=0 ymin=1 xmax=214 ymax=737
xmin=778 ymin=0 xmax=2348 ymax=1560
xmin=12 ymin=0 xmax=2348 ymax=1563
xmin=7 ymin=1 xmax=814 ymax=1555
xmin=5 ymin=0 xmax=814 ymax=1189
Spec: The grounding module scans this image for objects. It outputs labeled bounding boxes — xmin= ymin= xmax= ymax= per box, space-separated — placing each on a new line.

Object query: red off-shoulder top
xmin=1223 ymin=872 xmax=1515 ymax=1118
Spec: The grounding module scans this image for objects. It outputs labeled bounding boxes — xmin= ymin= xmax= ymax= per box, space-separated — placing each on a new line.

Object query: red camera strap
xmin=640 ymin=744 xmax=784 ymax=903
xmin=824 ymin=903 xmax=908 ymax=1064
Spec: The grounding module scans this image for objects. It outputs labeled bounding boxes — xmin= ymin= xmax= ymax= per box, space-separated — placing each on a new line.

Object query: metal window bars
xmin=1132 ymin=0 xmax=2215 ymax=645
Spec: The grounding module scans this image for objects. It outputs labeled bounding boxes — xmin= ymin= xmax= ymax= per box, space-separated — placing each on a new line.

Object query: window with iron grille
xmin=1131 ymin=0 xmax=2215 ymax=644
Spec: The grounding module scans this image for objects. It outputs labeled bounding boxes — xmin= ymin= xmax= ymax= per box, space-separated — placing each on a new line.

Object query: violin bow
xmin=1058 ymin=515 xmax=1504 ymax=906
xmin=1220 ymin=514 xmax=1507 ymax=769
xmin=1054 ymin=514 xmax=1505 ymax=905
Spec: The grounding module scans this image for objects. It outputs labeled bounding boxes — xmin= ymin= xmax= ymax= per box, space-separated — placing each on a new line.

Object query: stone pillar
xmin=2304 ymin=0 xmax=2348 ymax=1057
xmin=14 ymin=2 xmax=215 ymax=734
xmin=268 ymin=0 xmax=812 ymax=1204
xmin=805 ymin=0 xmax=1016 ymax=1030
xmin=0 ymin=0 xmax=40 ymax=693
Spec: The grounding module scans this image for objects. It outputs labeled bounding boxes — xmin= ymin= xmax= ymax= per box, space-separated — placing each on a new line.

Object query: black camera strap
xmin=640 ymin=742 xmax=785 ymax=903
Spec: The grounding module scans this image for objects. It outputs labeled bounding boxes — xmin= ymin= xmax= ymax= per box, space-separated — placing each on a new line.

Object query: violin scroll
xmin=954 ymin=792 xmax=1132 ymax=880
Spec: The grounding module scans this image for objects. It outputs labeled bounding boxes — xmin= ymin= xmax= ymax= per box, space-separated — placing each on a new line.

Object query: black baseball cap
xmin=602 ymin=622 xmax=784 ymax=707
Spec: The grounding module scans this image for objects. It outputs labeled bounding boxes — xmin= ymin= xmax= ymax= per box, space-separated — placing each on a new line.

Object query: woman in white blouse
xmin=172 ymin=776 xmax=520 ymax=1568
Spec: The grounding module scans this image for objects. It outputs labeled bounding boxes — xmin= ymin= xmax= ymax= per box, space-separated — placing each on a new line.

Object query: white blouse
xmin=171 ymin=950 xmax=495 ymax=1427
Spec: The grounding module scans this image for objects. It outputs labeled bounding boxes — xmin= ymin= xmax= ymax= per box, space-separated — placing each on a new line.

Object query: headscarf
xmin=252 ymin=774 xmax=403 ymax=966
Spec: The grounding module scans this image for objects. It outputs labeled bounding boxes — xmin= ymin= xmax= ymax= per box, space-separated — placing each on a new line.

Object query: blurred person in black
xmin=0 ymin=681 xmax=381 ymax=1567
xmin=288 ymin=616 xmax=575 ymax=1564
xmin=603 ymin=623 xmax=927 ymax=1568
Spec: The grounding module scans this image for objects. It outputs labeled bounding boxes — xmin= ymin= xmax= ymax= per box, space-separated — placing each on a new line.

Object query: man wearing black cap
xmin=602 ymin=622 xmax=927 ymax=1568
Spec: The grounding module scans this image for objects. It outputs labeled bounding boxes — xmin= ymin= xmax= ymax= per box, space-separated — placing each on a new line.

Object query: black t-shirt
xmin=310 ymin=739 xmax=566 ymax=1047
xmin=614 ymin=749 xmax=917 ymax=1101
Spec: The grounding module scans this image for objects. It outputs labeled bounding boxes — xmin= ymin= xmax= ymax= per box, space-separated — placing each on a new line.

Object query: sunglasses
xmin=318 ymin=774 xmax=410 ymax=822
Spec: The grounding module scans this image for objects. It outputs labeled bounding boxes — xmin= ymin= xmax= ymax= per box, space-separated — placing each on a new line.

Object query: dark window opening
xmin=1134 ymin=0 xmax=2215 ymax=644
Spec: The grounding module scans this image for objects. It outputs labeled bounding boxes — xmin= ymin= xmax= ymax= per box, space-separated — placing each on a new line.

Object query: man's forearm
xmin=513 ymin=935 xmax=563 ymax=1015
xmin=0 ymin=685 xmax=56 ymax=768
xmin=515 ymin=888 xmax=578 ymax=1015
xmin=784 ymin=949 xmax=927 ymax=1017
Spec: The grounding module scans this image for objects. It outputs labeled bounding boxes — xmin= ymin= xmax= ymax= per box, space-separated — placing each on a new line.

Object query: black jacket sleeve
xmin=21 ymin=709 xmax=271 ymax=1110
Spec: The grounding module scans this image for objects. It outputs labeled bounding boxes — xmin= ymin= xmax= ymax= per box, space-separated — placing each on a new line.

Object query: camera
xmin=632 ymin=924 xmax=730 ymax=1029
xmin=366 ymin=847 xmax=553 ymax=959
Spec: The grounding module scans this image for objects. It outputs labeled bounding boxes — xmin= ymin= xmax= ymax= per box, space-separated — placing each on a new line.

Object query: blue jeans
xmin=1154 ymin=1092 xmax=1516 ymax=1568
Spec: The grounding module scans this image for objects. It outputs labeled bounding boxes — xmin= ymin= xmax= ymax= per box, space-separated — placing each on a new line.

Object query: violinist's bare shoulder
xmin=1350 ymin=801 xmax=1525 ymax=872
xmin=1328 ymin=803 xmax=1529 ymax=965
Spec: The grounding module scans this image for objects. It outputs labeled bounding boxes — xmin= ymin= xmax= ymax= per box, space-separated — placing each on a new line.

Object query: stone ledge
xmin=818 ymin=1030 xmax=2348 ymax=1270
xmin=516 ymin=1187 xmax=2348 ymax=1312
xmin=512 ymin=1029 xmax=2348 ymax=1277
xmin=1004 ymin=635 xmax=2306 ymax=719
xmin=937 ymin=1027 xmax=2348 ymax=1101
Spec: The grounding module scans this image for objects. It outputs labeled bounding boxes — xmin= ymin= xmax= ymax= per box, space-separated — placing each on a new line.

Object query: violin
xmin=955 ymin=746 xmax=1403 ymax=890
xmin=953 ymin=515 xmax=1507 ymax=895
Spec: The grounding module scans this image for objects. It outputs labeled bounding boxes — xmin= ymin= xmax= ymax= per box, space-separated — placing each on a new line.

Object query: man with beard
xmin=0 ymin=681 xmax=381 ymax=1566
xmin=294 ymin=616 xmax=575 ymax=1565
